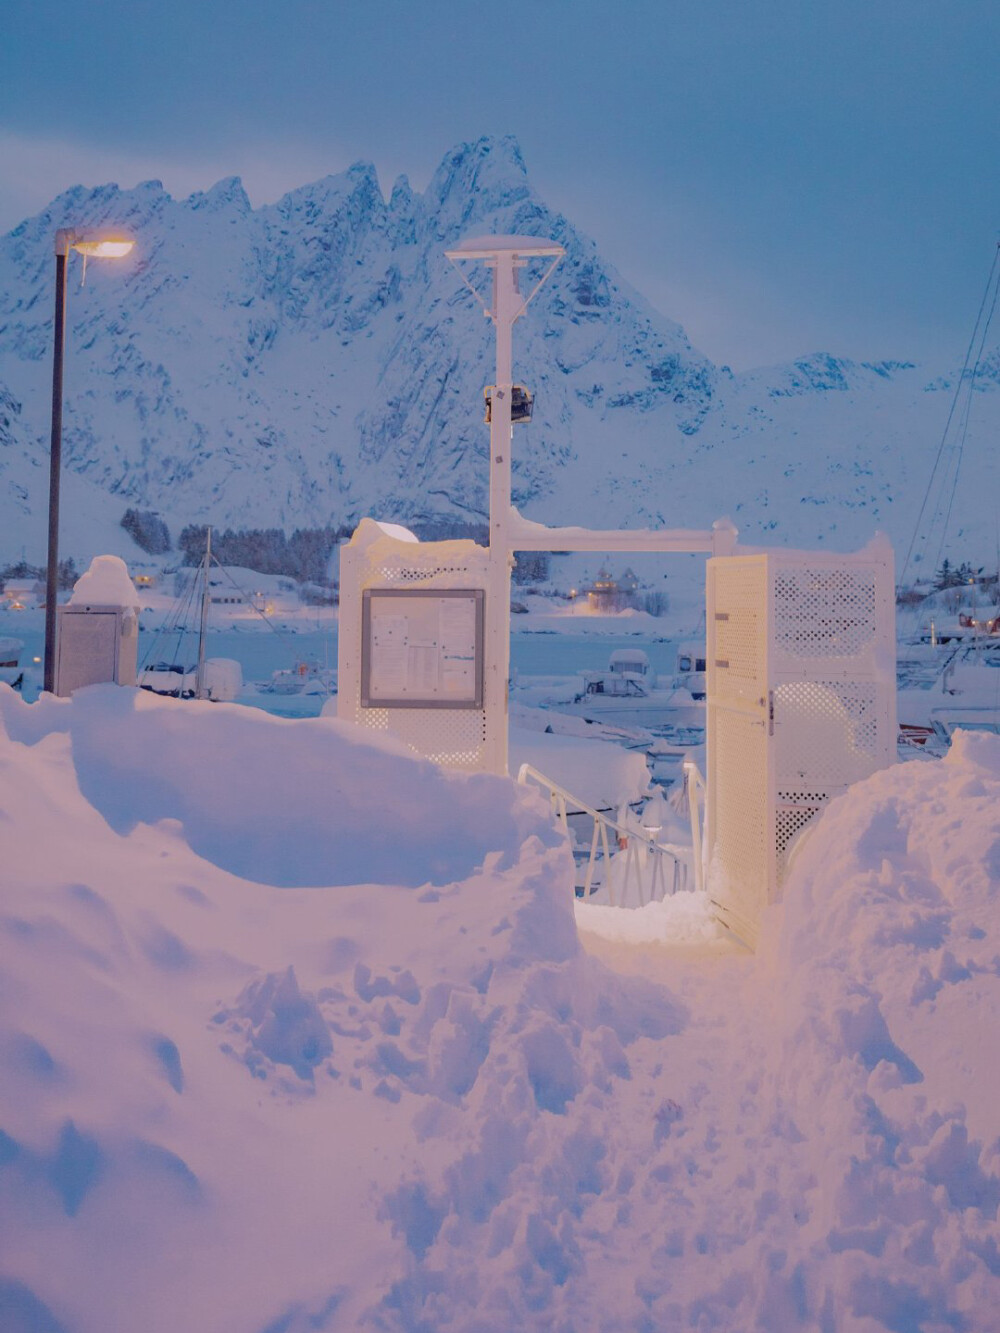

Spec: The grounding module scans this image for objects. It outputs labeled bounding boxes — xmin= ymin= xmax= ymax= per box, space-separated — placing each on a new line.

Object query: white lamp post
xmin=445 ymin=235 xmax=564 ymax=774
xmin=45 ymin=228 xmax=134 ymax=694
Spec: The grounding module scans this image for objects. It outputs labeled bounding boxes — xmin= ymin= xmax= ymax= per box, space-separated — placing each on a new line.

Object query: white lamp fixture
xmin=640 ymin=786 xmax=666 ymax=837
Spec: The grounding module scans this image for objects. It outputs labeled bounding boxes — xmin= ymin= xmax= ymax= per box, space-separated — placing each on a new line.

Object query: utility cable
xmin=930 ymin=258 xmax=1000 ymax=580
xmin=899 ymin=243 xmax=1000 ymax=592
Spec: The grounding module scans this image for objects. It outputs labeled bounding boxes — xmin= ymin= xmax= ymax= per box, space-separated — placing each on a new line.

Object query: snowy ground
xmin=1 ymin=682 xmax=999 ymax=1331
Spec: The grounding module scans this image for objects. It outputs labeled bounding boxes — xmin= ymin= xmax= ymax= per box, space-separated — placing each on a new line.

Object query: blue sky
xmin=2 ymin=0 xmax=998 ymax=370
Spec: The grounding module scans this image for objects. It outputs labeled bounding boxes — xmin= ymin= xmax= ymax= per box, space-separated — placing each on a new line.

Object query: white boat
xmin=139 ymin=530 xmax=321 ymax=710
xmin=140 ymin=657 xmax=243 ymax=703
xmin=0 ymin=635 xmax=24 ymax=689
xmin=510 ymin=647 xmax=704 ymax=744
xmin=897 ymin=643 xmax=1000 ymax=754
xmin=259 ymin=661 xmax=335 ymax=697
xmin=672 ymin=640 xmax=706 ymax=699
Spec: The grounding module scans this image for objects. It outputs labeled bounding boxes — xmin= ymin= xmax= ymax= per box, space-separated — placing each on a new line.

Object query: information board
xmin=361 ymin=588 xmax=484 ymax=708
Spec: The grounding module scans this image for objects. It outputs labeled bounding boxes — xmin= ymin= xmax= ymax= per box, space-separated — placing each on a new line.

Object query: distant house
xmin=585 ymin=566 xmax=642 ymax=613
xmin=207 ymin=576 xmax=245 ymax=606
xmin=2 ymin=580 xmax=41 ymax=610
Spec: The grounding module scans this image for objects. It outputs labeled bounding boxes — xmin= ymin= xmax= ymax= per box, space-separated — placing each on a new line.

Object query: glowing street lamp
xmin=44 ymin=228 xmax=134 ymax=694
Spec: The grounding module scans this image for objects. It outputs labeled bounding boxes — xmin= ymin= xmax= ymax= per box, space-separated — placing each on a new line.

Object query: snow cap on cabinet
xmin=68 ymin=554 xmax=141 ymax=610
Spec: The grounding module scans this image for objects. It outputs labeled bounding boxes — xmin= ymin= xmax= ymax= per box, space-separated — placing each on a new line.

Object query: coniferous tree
xmin=121 ymin=508 xmax=171 ymax=554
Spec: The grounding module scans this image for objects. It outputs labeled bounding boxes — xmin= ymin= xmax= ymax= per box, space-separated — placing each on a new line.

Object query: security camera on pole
xmin=444 ymin=235 xmax=564 ymax=774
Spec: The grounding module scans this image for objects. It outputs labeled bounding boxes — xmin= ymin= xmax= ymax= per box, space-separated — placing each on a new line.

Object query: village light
xmin=44 ymin=228 xmax=135 ymax=694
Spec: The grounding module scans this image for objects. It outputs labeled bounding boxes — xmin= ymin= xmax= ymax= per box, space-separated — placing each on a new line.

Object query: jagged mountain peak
xmin=0 ymin=136 xmax=994 ymax=564
xmin=269 ymin=162 xmax=387 ymax=228
xmin=187 ymin=176 xmax=252 ymax=214
xmin=426 ymin=135 xmax=532 ymax=235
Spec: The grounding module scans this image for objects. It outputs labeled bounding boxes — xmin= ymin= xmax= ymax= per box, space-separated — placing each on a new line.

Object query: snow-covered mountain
xmin=0 ymin=135 xmax=996 ymax=570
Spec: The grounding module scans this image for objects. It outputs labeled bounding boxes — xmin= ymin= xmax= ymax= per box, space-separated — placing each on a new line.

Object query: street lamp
xmin=45 ymin=228 xmax=134 ymax=694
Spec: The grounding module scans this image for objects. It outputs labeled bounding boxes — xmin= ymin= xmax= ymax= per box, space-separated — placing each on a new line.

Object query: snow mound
xmin=509 ymin=721 xmax=651 ymax=811
xmin=754 ymin=727 xmax=1000 ymax=1326
xmin=575 ymin=892 xmax=723 ymax=946
xmin=68 ymin=554 xmax=140 ymax=609
xmin=1 ymin=686 xmax=999 ymax=1331
xmin=0 ymin=684 xmax=558 ymax=887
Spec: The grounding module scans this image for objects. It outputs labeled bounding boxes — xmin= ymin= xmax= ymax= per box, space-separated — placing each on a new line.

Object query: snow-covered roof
xmin=609 ymin=647 xmax=649 ymax=670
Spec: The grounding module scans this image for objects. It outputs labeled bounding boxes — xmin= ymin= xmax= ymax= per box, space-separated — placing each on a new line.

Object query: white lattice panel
xmin=772 ymin=561 xmax=885 ymax=670
xmin=775 ymin=803 xmax=823 ymax=882
xmin=707 ymin=538 xmax=896 ymax=948
xmin=773 ymin=679 xmax=887 ymax=789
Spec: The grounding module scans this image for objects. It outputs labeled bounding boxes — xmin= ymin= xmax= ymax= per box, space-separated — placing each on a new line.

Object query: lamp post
xmin=44 ymin=229 xmax=134 ymax=694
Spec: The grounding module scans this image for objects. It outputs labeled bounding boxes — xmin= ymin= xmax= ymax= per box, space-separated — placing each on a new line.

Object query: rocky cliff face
xmin=0 ymin=135 xmax=996 ymax=568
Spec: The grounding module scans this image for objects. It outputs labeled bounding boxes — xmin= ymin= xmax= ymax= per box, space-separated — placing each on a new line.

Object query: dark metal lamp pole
xmin=42 ymin=228 xmax=134 ymax=694
xmin=44 ymin=230 xmax=71 ymax=695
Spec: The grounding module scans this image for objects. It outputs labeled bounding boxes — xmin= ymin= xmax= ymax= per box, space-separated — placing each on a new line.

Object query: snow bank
xmin=0 ymin=685 xmax=555 ymax=888
xmin=736 ymin=728 xmax=1000 ymax=1328
xmin=575 ymin=893 xmax=723 ymax=946
xmin=1 ymin=685 xmax=999 ymax=1331
xmin=509 ymin=723 xmax=651 ymax=810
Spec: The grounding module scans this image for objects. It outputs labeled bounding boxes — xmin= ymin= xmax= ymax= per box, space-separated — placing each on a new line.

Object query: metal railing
xmin=517 ymin=763 xmax=696 ymax=906
xmin=682 ymin=759 xmax=706 ymax=896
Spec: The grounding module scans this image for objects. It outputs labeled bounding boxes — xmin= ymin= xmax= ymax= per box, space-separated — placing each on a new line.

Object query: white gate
xmin=338 ymin=520 xmax=495 ymax=770
xmin=705 ymin=537 xmax=896 ymax=946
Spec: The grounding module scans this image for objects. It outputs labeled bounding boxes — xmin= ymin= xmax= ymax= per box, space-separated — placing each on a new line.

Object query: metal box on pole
xmin=55 ymin=602 xmax=139 ymax=696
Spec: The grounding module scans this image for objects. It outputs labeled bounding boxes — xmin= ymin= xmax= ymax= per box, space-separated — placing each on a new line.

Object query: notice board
xmin=361 ymin=588 xmax=484 ymax=708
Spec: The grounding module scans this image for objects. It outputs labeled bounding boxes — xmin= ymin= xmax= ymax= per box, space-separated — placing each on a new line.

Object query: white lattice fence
xmin=706 ymin=539 xmax=896 ymax=946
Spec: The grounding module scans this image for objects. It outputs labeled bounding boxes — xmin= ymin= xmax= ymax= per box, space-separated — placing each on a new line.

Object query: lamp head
xmin=55 ymin=228 xmax=134 ymax=259
xmin=640 ymin=787 xmax=666 ymax=835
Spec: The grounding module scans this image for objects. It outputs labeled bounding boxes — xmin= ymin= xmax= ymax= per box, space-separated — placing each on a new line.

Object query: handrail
xmin=682 ymin=759 xmax=706 ymax=896
xmin=516 ymin=763 xmax=691 ymax=905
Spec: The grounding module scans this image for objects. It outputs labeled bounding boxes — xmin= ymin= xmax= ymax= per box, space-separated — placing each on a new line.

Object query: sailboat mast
xmin=196 ymin=527 xmax=212 ymax=700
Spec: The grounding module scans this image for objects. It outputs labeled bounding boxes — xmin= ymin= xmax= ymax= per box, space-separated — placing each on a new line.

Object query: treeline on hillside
xmin=177 ymin=525 xmax=353 ymax=583
xmin=179 ymin=518 xmax=492 ymax=582
xmin=120 ymin=509 xmax=171 ymax=555
xmin=933 ymin=559 xmax=996 ymax=590
xmin=0 ymin=558 xmax=79 ymax=590
xmin=897 ymin=558 xmax=1000 ymax=607
xmin=410 ymin=519 xmax=488 ymax=545
xmin=121 ymin=511 xmax=561 ymax=587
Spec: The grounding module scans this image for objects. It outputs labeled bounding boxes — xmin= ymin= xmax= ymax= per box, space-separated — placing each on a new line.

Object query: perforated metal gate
xmin=338 ymin=520 xmax=495 ymax=770
xmin=706 ymin=539 xmax=896 ymax=946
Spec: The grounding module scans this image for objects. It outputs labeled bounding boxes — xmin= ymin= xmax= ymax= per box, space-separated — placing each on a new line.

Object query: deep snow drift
xmin=1 ymin=685 xmax=998 ymax=1331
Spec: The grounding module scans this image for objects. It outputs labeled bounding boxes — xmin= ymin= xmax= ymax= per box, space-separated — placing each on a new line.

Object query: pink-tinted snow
xmin=0 ymin=684 xmax=998 ymax=1331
